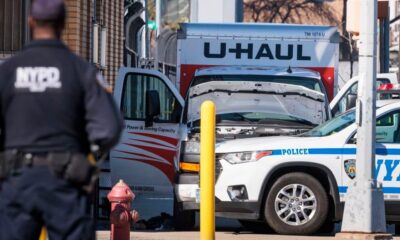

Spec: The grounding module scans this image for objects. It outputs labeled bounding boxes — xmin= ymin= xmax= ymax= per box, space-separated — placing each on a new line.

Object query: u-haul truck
xmin=110 ymin=23 xmax=339 ymax=222
xmin=176 ymin=23 xmax=339 ymax=100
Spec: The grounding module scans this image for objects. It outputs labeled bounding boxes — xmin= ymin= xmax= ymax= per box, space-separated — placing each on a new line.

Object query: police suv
xmin=211 ymin=94 xmax=400 ymax=235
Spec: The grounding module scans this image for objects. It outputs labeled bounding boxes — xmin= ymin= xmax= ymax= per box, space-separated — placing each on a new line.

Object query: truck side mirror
xmin=346 ymin=93 xmax=357 ymax=110
xmin=145 ymin=90 xmax=160 ymax=127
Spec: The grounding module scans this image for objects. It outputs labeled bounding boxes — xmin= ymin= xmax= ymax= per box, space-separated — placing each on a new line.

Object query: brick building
xmin=0 ymin=0 xmax=124 ymax=86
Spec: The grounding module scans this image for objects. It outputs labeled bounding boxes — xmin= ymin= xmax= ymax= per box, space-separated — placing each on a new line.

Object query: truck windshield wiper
xmin=257 ymin=118 xmax=315 ymax=126
xmin=290 ymin=118 xmax=316 ymax=126
xmin=218 ymin=113 xmax=254 ymax=124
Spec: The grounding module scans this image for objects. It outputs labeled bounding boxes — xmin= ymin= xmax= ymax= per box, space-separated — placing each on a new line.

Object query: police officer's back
xmin=0 ymin=0 xmax=123 ymax=239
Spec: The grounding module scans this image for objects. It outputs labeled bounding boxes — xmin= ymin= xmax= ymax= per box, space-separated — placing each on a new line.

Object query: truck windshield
xmin=301 ymin=110 xmax=355 ymax=137
xmin=192 ymin=75 xmax=323 ymax=93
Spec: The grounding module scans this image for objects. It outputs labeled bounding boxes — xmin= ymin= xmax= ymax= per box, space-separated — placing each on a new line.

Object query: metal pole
xmin=190 ymin=0 xmax=198 ymax=23
xmin=39 ymin=228 xmax=47 ymax=240
xmin=200 ymin=101 xmax=215 ymax=240
xmin=235 ymin=0 xmax=243 ymax=22
xmin=155 ymin=0 xmax=161 ymax=37
xmin=379 ymin=18 xmax=384 ymax=73
xmin=155 ymin=0 xmax=161 ymax=71
xmin=338 ymin=0 xmax=388 ymax=235
xmin=140 ymin=0 xmax=148 ymax=60
xmin=144 ymin=0 xmax=149 ymax=59
xmin=383 ymin=16 xmax=390 ymax=73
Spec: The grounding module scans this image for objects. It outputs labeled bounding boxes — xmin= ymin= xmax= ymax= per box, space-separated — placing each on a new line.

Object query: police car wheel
xmin=265 ymin=172 xmax=328 ymax=235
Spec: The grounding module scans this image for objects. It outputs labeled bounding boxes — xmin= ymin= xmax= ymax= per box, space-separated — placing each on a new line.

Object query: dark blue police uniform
xmin=0 ymin=1 xmax=123 ymax=239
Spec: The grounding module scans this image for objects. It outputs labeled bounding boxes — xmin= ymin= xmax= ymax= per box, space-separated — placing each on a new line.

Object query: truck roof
xmin=178 ymin=23 xmax=339 ymax=43
xmin=194 ymin=66 xmax=321 ymax=80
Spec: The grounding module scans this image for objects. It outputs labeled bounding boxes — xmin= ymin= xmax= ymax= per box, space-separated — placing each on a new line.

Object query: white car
xmin=213 ymin=101 xmax=400 ymax=235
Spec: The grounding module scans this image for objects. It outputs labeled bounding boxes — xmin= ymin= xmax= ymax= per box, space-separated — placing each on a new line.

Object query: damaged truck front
xmin=110 ymin=23 xmax=339 ymax=225
xmin=176 ymin=71 xmax=328 ymax=228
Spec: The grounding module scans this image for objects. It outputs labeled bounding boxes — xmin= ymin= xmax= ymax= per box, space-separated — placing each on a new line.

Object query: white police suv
xmin=213 ymin=100 xmax=400 ymax=235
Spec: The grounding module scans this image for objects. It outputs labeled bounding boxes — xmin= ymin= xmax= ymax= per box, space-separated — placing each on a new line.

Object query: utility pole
xmin=140 ymin=0 xmax=149 ymax=60
xmin=155 ymin=0 xmax=161 ymax=37
xmin=336 ymin=0 xmax=391 ymax=239
xmin=155 ymin=0 xmax=161 ymax=71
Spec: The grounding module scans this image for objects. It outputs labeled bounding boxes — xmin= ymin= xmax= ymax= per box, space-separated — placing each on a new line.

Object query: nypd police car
xmin=212 ymin=100 xmax=400 ymax=235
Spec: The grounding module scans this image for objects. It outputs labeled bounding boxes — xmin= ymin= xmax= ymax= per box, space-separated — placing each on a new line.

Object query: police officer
xmin=0 ymin=0 xmax=123 ymax=239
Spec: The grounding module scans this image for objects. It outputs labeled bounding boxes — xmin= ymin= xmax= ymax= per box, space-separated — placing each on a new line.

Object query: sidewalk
xmin=96 ymin=230 xmax=400 ymax=240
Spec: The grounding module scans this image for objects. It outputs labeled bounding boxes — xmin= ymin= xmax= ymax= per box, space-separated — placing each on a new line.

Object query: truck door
xmin=341 ymin=110 xmax=400 ymax=204
xmin=330 ymin=76 xmax=391 ymax=117
xmin=111 ymin=68 xmax=184 ymax=220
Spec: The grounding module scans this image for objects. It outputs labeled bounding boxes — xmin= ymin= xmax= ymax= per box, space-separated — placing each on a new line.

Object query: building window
xmin=0 ymin=0 xmax=28 ymax=56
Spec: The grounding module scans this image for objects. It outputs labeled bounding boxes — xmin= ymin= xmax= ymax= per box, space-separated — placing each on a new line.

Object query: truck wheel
xmin=173 ymin=209 xmax=195 ymax=230
xmin=395 ymin=223 xmax=400 ymax=235
xmin=173 ymin=199 xmax=195 ymax=230
xmin=265 ymin=172 xmax=328 ymax=235
xmin=239 ymin=220 xmax=272 ymax=233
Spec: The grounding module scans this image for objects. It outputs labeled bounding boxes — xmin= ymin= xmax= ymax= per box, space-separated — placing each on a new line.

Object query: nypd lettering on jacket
xmin=204 ymin=42 xmax=311 ymax=61
xmin=15 ymin=67 xmax=61 ymax=92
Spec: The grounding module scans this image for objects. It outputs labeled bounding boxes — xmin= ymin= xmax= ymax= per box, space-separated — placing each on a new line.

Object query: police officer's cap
xmin=31 ymin=0 xmax=66 ymax=21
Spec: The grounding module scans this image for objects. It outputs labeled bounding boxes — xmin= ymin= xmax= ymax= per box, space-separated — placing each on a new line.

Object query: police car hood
xmin=188 ymin=81 xmax=326 ymax=125
xmin=216 ymin=135 xmax=322 ymax=153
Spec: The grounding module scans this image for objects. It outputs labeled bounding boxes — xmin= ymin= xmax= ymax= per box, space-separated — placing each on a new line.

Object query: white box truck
xmin=109 ymin=23 xmax=340 ymax=223
xmin=176 ymin=23 xmax=339 ymax=100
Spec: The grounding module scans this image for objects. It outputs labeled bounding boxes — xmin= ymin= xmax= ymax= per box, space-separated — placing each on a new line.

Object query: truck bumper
xmin=182 ymin=199 xmax=260 ymax=220
xmin=175 ymin=173 xmax=199 ymax=202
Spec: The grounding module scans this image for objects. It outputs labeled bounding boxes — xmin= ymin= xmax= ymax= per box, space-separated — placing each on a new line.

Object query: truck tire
xmin=264 ymin=172 xmax=328 ymax=235
xmin=173 ymin=199 xmax=195 ymax=230
xmin=173 ymin=209 xmax=195 ymax=230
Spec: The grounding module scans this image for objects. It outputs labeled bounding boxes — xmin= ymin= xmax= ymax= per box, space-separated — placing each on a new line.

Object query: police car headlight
xmin=223 ymin=151 xmax=272 ymax=164
xmin=184 ymin=141 xmax=200 ymax=154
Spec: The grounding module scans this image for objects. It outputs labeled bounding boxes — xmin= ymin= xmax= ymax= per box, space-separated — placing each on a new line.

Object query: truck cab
xmin=110 ymin=65 xmax=330 ymax=221
xmin=110 ymin=22 xmax=341 ymax=223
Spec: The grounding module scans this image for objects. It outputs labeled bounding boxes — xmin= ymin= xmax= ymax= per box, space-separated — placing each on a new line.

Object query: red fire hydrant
xmin=108 ymin=179 xmax=139 ymax=240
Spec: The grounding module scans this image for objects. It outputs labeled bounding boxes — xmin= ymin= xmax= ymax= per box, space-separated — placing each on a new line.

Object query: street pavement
xmin=96 ymin=230 xmax=400 ymax=240
xmin=95 ymin=217 xmax=400 ymax=239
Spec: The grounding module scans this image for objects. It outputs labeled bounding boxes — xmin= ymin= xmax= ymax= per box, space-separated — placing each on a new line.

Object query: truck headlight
xmin=184 ymin=141 xmax=200 ymax=154
xmin=223 ymin=151 xmax=272 ymax=164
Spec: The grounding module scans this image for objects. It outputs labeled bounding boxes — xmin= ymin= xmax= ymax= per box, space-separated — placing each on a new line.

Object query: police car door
xmin=342 ymin=110 xmax=400 ymax=201
xmin=111 ymin=68 xmax=184 ymax=219
xmin=374 ymin=110 xmax=400 ymax=201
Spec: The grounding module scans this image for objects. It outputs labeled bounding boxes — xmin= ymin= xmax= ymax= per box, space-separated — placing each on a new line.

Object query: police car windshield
xmin=301 ymin=109 xmax=355 ymax=137
xmin=191 ymin=75 xmax=323 ymax=93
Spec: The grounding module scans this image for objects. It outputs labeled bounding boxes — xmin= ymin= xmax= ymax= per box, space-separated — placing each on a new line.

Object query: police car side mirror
xmin=145 ymin=90 xmax=161 ymax=127
xmin=346 ymin=93 xmax=357 ymax=110
xmin=348 ymin=133 xmax=357 ymax=144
